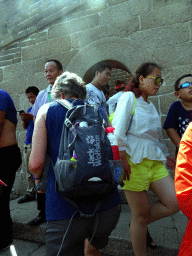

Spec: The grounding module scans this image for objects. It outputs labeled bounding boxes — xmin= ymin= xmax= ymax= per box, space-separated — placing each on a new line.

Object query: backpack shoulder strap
xmin=56 ymin=99 xmax=73 ymax=110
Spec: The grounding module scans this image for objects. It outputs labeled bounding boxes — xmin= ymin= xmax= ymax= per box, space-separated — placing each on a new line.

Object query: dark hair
xmin=126 ymin=63 xmax=161 ymax=98
xmin=174 ymin=74 xmax=192 ymax=91
xmin=92 ymin=61 xmax=111 ymax=77
xmin=25 ymin=86 xmax=39 ymax=96
xmin=46 ymin=59 xmax=63 ymax=71
xmin=115 ymin=80 xmax=125 ymax=92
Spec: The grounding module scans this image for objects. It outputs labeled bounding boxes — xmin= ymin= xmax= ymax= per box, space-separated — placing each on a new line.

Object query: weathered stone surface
xmin=71 ymin=17 xmax=140 ymax=49
xmin=67 ymin=37 xmax=155 ymax=79
xmin=0 ymin=68 xmax=3 ymax=82
xmin=22 ymin=36 xmax=71 ymax=60
xmin=18 ymin=39 xmax=36 ymax=48
xmin=17 ymin=131 xmax=27 ymax=151
xmin=164 ymin=138 xmax=176 ymax=157
xmin=18 ymin=93 xmax=32 ymax=113
xmin=159 ymin=93 xmax=176 ymax=115
xmin=4 ymin=61 xmax=35 ymax=80
xmin=11 ymin=94 xmax=20 ymax=112
xmin=100 ymin=1 xmax=131 ymax=24
xmin=48 ymin=13 xmax=99 ymax=39
xmin=152 ymin=42 xmax=192 ymax=69
xmin=141 ymin=2 xmax=192 ymax=30
xmin=161 ymin=64 xmax=192 ymax=93
xmin=153 ymin=0 xmax=187 ymax=8
xmin=0 ymin=53 xmax=15 ymax=61
xmin=149 ymin=96 xmax=159 ymax=114
xmin=100 ymin=0 xmax=151 ymax=25
xmin=0 ymin=77 xmax=28 ymax=95
xmin=161 ymin=115 xmax=169 ymax=139
xmin=28 ymin=73 xmax=48 ymax=91
xmin=35 ymin=49 xmax=79 ymax=73
xmin=128 ymin=23 xmax=190 ymax=50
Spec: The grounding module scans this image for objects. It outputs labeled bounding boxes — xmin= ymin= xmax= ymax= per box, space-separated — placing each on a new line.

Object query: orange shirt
xmin=175 ymin=122 xmax=192 ymax=255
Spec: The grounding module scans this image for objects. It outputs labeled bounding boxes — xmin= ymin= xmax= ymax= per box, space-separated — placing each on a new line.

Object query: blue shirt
xmin=163 ymin=101 xmax=192 ymax=138
xmin=25 ymin=107 xmax=34 ymax=145
xmin=45 ymin=100 xmax=120 ymax=221
xmin=0 ymin=89 xmax=17 ymax=126
xmin=31 ymin=84 xmax=53 ymax=116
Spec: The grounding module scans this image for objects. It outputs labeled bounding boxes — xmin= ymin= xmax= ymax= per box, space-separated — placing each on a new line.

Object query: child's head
xmin=126 ymin=63 xmax=163 ymax=98
xmin=174 ymin=74 xmax=192 ymax=101
xmin=25 ymin=86 xmax=39 ymax=105
xmin=115 ymin=80 xmax=125 ymax=92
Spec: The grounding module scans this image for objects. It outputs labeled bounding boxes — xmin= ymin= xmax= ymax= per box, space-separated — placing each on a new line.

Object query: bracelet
xmin=32 ymin=174 xmax=42 ymax=180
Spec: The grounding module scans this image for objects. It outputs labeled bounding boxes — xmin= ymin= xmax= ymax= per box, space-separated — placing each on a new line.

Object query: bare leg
xmin=148 ymin=175 xmax=180 ymax=224
xmin=125 ymin=190 xmax=150 ymax=256
xmin=84 ymin=239 xmax=101 ymax=256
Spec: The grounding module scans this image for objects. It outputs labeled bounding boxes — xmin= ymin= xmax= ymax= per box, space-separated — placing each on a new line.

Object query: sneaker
xmin=17 ymin=194 xmax=36 ymax=204
xmin=27 ymin=212 xmax=46 ymax=226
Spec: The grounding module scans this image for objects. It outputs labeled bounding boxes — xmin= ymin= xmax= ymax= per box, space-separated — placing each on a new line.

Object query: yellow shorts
xmin=123 ymin=155 xmax=169 ymax=192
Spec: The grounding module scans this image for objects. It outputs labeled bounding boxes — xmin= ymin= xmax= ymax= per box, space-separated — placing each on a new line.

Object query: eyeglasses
xmin=146 ymin=76 xmax=164 ymax=85
xmin=178 ymin=82 xmax=192 ymax=90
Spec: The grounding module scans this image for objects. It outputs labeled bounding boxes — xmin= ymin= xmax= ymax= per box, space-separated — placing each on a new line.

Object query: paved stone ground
xmin=0 ymin=197 xmax=187 ymax=256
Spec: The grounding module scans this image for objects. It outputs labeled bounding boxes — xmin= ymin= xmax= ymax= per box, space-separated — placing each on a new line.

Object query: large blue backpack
xmin=53 ymin=99 xmax=124 ymax=217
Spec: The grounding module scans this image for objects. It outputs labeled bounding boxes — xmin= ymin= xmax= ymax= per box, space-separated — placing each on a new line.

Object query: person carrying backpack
xmin=29 ymin=71 xmax=121 ymax=256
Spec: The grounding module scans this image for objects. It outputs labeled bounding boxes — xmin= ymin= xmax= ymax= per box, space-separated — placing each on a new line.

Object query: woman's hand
xmin=166 ymin=155 xmax=176 ymax=171
xmin=119 ymin=151 xmax=131 ymax=180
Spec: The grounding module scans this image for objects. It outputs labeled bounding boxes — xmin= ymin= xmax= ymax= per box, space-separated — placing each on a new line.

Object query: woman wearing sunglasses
xmin=112 ymin=62 xmax=180 ymax=256
xmin=164 ymin=74 xmax=192 ymax=156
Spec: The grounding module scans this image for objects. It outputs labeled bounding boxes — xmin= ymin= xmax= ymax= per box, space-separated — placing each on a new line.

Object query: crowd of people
xmin=0 ymin=59 xmax=192 ymax=256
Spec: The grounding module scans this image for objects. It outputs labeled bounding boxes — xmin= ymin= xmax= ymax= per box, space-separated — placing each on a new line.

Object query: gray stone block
xmin=0 ymin=76 xmax=28 ymax=95
xmin=128 ymin=23 xmax=190 ymax=50
xmin=0 ymin=68 xmax=3 ymax=82
xmin=4 ymin=61 xmax=35 ymax=80
xmin=0 ymin=59 xmax=13 ymax=67
xmin=152 ymin=43 xmax=192 ymax=69
xmin=28 ymin=73 xmax=48 ymax=91
xmin=18 ymin=40 xmax=36 ymax=48
xmin=0 ymin=53 xmax=15 ymax=62
xmin=159 ymin=93 xmax=178 ymax=115
xmin=100 ymin=1 xmax=132 ymax=24
xmin=162 ymin=64 xmax=192 ymax=92
xmin=71 ymin=17 xmax=140 ymax=49
xmin=141 ymin=2 xmax=192 ymax=30
xmin=22 ymin=37 xmax=71 ymax=61
xmin=35 ymin=49 xmax=79 ymax=72
xmin=12 ymin=58 xmax=22 ymax=64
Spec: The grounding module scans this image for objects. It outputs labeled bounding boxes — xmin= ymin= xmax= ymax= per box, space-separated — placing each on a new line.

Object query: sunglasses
xmin=178 ymin=82 xmax=192 ymax=90
xmin=146 ymin=76 xmax=164 ymax=85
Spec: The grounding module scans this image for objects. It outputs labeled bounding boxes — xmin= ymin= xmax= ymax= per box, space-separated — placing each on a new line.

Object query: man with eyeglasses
xmin=28 ymin=60 xmax=63 ymax=226
xmin=163 ymin=74 xmax=192 ymax=156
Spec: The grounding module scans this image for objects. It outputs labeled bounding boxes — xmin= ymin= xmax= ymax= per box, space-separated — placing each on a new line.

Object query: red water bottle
xmin=105 ymin=127 xmax=120 ymax=160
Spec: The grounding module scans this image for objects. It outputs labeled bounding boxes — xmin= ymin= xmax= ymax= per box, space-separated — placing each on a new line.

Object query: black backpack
xmin=54 ymin=99 xmax=124 ymax=217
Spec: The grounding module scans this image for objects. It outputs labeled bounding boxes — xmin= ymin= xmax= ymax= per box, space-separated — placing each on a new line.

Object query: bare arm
xmin=119 ymin=150 xmax=131 ymax=180
xmin=29 ymin=105 xmax=48 ymax=179
xmin=166 ymin=128 xmax=181 ymax=149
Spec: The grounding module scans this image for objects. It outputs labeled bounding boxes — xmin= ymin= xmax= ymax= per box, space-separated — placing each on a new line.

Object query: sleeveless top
xmin=45 ymin=99 xmax=120 ymax=221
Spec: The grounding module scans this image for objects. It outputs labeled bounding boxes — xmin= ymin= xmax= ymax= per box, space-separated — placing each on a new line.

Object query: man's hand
xmin=20 ymin=113 xmax=33 ymax=122
xmin=119 ymin=150 xmax=131 ymax=180
xmin=166 ymin=155 xmax=176 ymax=171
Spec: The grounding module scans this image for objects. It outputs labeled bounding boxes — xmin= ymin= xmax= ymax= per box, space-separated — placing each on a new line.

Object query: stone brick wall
xmin=0 ymin=0 xmax=192 ymax=162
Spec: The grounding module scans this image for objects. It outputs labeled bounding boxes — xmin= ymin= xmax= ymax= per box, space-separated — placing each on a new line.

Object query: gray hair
xmin=51 ymin=71 xmax=86 ymax=100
